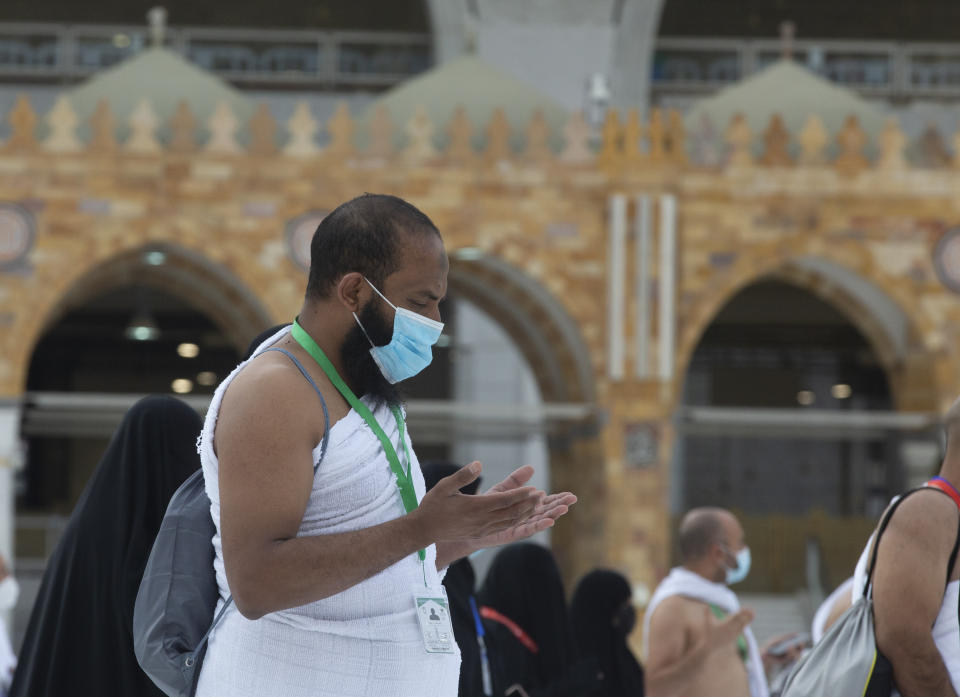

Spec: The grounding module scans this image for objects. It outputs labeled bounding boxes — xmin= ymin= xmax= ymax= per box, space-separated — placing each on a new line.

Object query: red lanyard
xmin=480 ymin=606 xmax=539 ymax=654
xmin=928 ymin=477 xmax=960 ymax=510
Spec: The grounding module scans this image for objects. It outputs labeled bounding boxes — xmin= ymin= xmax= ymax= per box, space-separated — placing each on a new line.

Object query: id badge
xmin=413 ymin=585 xmax=457 ymax=654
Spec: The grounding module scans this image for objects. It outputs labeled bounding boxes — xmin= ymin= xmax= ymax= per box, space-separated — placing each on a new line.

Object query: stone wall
xmin=2 ymin=94 xmax=960 ymax=590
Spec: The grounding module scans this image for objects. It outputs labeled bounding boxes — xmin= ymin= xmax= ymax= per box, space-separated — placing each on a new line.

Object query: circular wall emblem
xmin=285 ymin=210 xmax=327 ymax=272
xmin=934 ymin=229 xmax=960 ymax=293
xmin=0 ymin=204 xmax=34 ymax=271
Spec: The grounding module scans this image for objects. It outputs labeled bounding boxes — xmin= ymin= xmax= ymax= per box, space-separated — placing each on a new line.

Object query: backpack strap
xmin=188 ymin=346 xmax=332 ymax=661
xmin=864 ymin=484 xmax=960 ymax=599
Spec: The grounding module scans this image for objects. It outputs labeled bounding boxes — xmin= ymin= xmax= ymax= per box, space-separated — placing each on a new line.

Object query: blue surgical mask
xmin=725 ymin=546 xmax=751 ymax=585
xmin=354 ymin=278 xmax=444 ymax=384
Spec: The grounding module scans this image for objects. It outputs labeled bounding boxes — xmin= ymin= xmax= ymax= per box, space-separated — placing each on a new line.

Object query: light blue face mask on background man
xmin=725 ymin=546 xmax=752 ymax=585
xmin=354 ymin=277 xmax=445 ymax=384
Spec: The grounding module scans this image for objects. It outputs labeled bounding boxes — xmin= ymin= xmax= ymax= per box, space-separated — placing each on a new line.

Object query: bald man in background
xmin=642 ymin=508 xmax=798 ymax=697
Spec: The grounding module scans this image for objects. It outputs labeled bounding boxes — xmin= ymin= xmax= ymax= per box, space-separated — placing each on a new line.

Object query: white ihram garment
xmin=195 ymin=327 xmax=460 ymax=697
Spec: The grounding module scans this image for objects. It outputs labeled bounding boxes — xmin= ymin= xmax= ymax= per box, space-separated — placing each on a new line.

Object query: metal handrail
xmin=653 ymin=35 xmax=960 ymax=100
xmin=5 ymin=21 xmax=960 ymax=98
xmin=0 ymin=21 xmax=431 ymax=88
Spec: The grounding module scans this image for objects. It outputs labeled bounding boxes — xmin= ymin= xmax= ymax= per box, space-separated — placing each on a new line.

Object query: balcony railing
xmin=4 ymin=22 xmax=960 ymax=100
xmin=652 ymin=36 xmax=960 ymax=101
xmin=0 ymin=22 xmax=431 ymax=89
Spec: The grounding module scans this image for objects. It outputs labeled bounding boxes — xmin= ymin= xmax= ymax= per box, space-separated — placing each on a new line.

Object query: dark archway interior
xmin=681 ymin=280 xmax=898 ymax=519
xmin=27 ymin=284 xmax=240 ymax=395
xmin=685 ymin=280 xmax=891 ymax=411
xmin=22 ymin=284 xmax=241 ymax=516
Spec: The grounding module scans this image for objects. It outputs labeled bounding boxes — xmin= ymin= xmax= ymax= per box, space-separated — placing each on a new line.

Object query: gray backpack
xmin=133 ymin=348 xmax=330 ymax=697
xmin=779 ymin=486 xmax=960 ymax=697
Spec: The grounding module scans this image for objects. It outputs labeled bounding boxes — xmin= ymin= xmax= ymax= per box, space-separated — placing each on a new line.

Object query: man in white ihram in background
xmin=195 ymin=194 xmax=577 ymax=697
xmin=643 ymin=508 xmax=801 ymax=697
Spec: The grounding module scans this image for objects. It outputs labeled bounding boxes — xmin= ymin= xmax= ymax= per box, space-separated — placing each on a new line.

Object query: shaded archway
xmin=677 ymin=252 xmax=940 ymax=413
xmin=13 ymin=244 xmax=277 ymax=646
xmin=674 ymin=272 xmax=938 ymax=600
xmin=19 ymin=242 xmax=275 ymax=510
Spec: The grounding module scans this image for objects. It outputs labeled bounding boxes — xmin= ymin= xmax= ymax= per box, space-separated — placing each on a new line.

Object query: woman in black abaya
xmin=571 ymin=570 xmax=645 ymax=697
xmin=479 ymin=543 xmax=603 ymax=697
xmin=9 ymin=395 xmax=203 ymax=697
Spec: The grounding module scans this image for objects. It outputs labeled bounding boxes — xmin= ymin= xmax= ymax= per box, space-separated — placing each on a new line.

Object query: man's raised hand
xmin=470 ymin=465 xmax=577 ymax=549
xmin=412 ymin=462 xmax=543 ymax=542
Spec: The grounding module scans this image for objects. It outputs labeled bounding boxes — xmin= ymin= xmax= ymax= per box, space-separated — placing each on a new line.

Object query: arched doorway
xmin=674 ymin=273 xmax=940 ymax=638
xmin=13 ymin=245 xmax=274 ymax=647
xmin=681 ymin=280 xmax=898 ymax=519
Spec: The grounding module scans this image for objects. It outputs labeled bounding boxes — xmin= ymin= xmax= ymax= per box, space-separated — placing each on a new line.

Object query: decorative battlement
xmin=4 ymin=94 xmax=958 ymax=176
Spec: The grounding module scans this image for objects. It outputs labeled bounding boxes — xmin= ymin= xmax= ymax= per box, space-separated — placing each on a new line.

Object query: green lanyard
xmin=291 ymin=319 xmax=425 ymax=564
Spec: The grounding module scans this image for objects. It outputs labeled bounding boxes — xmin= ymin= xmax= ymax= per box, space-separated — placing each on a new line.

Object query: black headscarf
xmin=571 ymin=570 xmax=645 ymax=697
xmin=422 ymin=462 xmax=486 ymax=697
xmin=10 ymin=395 xmax=203 ymax=697
xmin=480 ymin=543 xmax=600 ymax=696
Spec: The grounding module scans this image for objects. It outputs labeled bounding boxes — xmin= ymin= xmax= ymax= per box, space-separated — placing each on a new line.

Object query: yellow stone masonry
xmin=2 ymin=96 xmax=960 ymax=590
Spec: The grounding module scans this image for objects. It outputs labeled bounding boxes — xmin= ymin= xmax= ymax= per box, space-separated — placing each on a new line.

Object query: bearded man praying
xmin=194 ymin=193 xmax=576 ymax=697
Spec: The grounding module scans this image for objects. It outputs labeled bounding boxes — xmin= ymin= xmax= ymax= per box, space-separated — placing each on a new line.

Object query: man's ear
xmin=337 ymin=272 xmax=367 ymax=312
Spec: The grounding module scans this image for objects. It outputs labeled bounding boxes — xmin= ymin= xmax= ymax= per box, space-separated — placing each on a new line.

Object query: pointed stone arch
xmin=15 ymin=243 xmax=275 ymax=394
xmin=678 ymin=251 xmax=939 ymax=413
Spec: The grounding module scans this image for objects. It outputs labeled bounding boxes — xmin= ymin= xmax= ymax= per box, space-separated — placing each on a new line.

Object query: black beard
xmin=340 ymin=300 xmax=402 ymax=409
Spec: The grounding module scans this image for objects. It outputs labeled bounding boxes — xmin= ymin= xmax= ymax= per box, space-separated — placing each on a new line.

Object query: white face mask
xmin=0 ymin=576 xmax=19 ymax=611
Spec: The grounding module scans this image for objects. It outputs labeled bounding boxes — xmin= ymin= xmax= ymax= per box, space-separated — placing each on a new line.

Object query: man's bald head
xmin=678 ymin=507 xmax=738 ymax=563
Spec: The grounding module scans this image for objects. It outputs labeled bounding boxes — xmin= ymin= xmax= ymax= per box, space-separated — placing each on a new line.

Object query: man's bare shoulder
xmin=885 ymin=489 xmax=958 ymax=539
xmin=217 ymin=355 xmax=326 ymax=447
xmin=224 ymin=354 xmax=318 ymax=405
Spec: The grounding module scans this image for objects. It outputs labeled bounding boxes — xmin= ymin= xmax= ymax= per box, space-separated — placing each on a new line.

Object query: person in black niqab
xmin=571 ymin=570 xmax=645 ymax=697
xmin=479 ymin=543 xmax=603 ymax=697
xmin=9 ymin=395 xmax=203 ymax=697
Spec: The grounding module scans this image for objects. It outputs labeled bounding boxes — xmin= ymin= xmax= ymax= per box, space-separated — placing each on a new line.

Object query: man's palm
xmin=472 ymin=465 xmax=577 ymax=548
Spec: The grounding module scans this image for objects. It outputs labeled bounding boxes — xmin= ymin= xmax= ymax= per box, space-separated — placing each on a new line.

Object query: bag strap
xmin=863 ymin=484 xmax=960 ymax=598
xmin=189 ymin=346 xmax=332 ymax=659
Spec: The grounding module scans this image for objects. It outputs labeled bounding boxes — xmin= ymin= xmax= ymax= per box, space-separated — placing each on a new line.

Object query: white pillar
xmin=635 ymin=194 xmax=652 ymax=378
xmin=608 ymin=194 xmax=628 ymax=381
xmin=658 ymin=195 xmax=677 ymax=383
